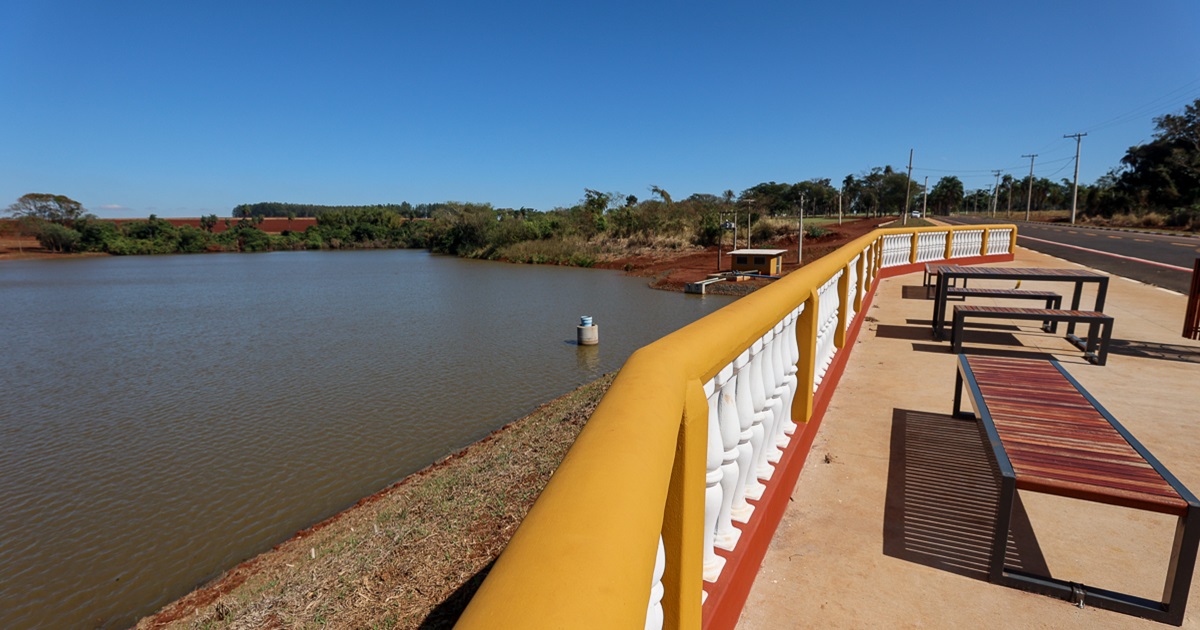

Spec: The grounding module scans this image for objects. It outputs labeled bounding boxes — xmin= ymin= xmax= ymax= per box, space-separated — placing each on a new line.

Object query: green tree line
xmin=8 ymin=96 xmax=1198 ymax=258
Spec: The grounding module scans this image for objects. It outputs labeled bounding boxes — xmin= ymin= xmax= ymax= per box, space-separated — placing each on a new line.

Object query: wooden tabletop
xmin=939 ymin=266 xmax=1106 ymax=279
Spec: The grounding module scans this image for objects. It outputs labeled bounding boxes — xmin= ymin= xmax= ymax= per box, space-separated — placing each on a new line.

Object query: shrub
xmin=35 ymin=222 xmax=82 ymax=252
xmin=805 ymin=224 xmax=831 ymax=239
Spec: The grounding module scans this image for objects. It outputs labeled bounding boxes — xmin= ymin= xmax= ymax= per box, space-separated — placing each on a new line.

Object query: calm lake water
xmin=0 ymin=250 xmax=732 ymax=629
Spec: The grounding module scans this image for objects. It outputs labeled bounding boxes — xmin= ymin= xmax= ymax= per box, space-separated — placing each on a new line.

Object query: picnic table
xmin=931 ymin=265 xmax=1109 ymax=351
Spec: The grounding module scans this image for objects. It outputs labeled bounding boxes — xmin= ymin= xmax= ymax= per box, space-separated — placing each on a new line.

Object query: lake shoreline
xmin=135 ymin=373 xmax=615 ymax=629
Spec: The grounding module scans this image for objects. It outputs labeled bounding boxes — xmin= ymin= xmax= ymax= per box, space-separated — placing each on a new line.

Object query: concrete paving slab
xmin=738 ymin=246 xmax=1200 ymax=629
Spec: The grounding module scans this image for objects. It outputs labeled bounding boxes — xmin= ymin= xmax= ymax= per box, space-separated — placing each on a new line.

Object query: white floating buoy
xmin=577 ymin=315 xmax=598 ymax=346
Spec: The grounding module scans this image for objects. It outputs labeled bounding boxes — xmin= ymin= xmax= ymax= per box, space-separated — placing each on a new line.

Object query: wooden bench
xmin=945 ymin=287 xmax=1063 ymax=331
xmin=953 ymin=355 xmax=1199 ymax=625
xmin=951 ymin=305 xmax=1114 ymax=366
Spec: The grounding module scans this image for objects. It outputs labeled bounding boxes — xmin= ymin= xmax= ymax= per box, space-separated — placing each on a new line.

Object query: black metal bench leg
xmin=1043 ymin=296 xmax=1062 ymax=333
xmin=1162 ymin=505 xmax=1200 ymax=626
xmin=1097 ymin=319 xmax=1113 ymax=366
xmin=1084 ymin=321 xmax=1100 ymax=363
xmin=991 ymin=476 xmax=1017 ymax=583
xmin=951 ymin=311 xmax=964 ymax=354
xmin=953 ymin=369 xmax=967 ymax=417
xmin=1067 ymin=281 xmax=1085 ymax=337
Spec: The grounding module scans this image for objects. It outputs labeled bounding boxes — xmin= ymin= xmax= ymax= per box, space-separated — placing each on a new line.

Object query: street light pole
xmin=921 ymin=176 xmax=928 ymax=218
xmin=1022 ymin=154 xmax=1037 ymax=222
xmin=798 ymin=197 xmax=805 ymax=264
xmin=902 ymin=149 xmax=914 ymax=225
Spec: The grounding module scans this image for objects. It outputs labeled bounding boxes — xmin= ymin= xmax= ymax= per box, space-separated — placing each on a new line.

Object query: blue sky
xmin=2 ymin=1 xmax=1198 ymax=218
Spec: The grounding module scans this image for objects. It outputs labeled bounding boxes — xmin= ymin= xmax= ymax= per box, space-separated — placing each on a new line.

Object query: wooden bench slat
xmin=955 ymin=305 xmax=1104 ymax=318
xmin=946 ymin=287 xmax=1060 ymax=298
xmin=1017 ymin=477 xmax=1188 ymax=515
xmin=966 ymin=357 xmax=1183 ymax=513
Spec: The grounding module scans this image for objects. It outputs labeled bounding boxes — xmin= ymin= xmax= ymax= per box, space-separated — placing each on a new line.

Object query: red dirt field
xmin=598 ymin=216 xmax=895 ymax=295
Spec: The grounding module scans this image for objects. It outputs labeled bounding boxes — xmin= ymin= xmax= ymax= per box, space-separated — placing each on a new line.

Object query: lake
xmin=0 ymin=250 xmax=732 ymax=629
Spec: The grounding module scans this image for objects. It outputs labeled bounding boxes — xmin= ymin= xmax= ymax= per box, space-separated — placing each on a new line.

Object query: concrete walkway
xmin=739 ymin=247 xmax=1200 ymax=629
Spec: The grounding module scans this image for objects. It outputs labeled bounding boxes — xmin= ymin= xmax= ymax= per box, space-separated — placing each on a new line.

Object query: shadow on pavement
xmin=909 ymin=344 xmax=1055 ymax=362
xmin=1106 ymin=339 xmax=1200 ymax=364
xmin=883 ymin=409 xmax=1049 ymax=582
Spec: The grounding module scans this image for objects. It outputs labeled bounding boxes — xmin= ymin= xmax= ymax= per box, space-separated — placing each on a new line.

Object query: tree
xmin=649 ymin=185 xmax=673 ymax=205
xmin=1100 ymin=97 xmax=1200 ymax=218
xmin=928 ymin=176 xmax=964 ymax=215
xmin=6 ymin=193 xmax=88 ymax=226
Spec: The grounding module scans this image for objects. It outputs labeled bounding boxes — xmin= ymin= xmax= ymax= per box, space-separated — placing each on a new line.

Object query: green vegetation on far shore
xmin=7 ymin=96 xmax=1200 ymax=260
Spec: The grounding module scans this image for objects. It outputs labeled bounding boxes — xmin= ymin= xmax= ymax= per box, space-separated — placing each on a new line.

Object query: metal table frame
xmin=932 ymin=265 xmax=1109 ymax=351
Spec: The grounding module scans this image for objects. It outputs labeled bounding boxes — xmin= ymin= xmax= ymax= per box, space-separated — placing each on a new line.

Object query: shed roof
xmin=728 ymin=249 xmax=788 ymax=256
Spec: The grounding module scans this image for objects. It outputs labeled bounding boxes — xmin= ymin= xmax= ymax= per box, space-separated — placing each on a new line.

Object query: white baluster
xmin=714 ymin=363 xmax=741 ymax=550
xmin=779 ymin=306 xmax=801 ymax=441
xmin=767 ymin=319 xmax=791 ymax=458
xmin=644 ymin=536 xmax=665 ymax=630
xmin=846 ymin=255 xmax=860 ymax=326
xmin=814 ymin=272 xmax=841 ymax=390
xmin=730 ymin=349 xmax=757 ymax=523
xmin=702 ymin=377 xmax=726 ymax=582
xmin=757 ymin=327 xmax=784 ymax=471
xmin=745 ymin=338 xmax=771 ymax=494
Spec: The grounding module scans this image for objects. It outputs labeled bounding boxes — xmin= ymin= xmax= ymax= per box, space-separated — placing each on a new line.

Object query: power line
xmin=1082 ymin=77 xmax=1200 ymax=134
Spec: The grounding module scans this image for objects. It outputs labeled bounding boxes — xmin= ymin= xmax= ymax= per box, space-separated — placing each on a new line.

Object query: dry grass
xmin=137 ymin=373 xmax=615 ymax=630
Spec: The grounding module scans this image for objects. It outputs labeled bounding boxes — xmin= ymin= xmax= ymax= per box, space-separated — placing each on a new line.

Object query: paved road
xmin=943 ymin=216 xmax=1199 ymax=294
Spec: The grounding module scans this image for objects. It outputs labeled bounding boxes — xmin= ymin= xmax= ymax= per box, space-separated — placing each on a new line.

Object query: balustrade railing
xmin=457 ymin=224 xmax=1017 ymax=630
xmin=879 ymin=233 xmax=910 ymax=267
xmin=950 ymin=228 xmax=984 ymax=258
xmin=914 ymin=231 xmax=946 ymax=263
xmin=986 ymin=227 xmax=1013 ymax=255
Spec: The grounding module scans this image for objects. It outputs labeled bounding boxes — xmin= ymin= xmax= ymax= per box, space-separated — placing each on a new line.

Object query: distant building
xmin=728 ymin=248 xmax=787 ymax=276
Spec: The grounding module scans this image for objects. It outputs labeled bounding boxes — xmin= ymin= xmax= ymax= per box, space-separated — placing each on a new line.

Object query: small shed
xmin=728 ymin=249 xmax=787 ymax=276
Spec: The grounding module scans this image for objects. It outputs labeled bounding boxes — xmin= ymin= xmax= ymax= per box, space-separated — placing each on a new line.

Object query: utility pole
xmin=1006 ymin=178 xmax=1013 ymax=217
xmin=739 ymin=204 xmax=748 ymax=248
xmin=837 ymin=189 xmax=843 ymax=225
xmin=797 ymin=196 xmax=805 ymax=264
xmin=902 ymin=148 xmax=914 ymax=225
xmin=717 ymin=211 xmax=722 ymax=271
xmin=732 ymin=209 xmax=737 ymax=254
xmin=990 ymin=170 xmax=1002 ymax=218
xmin=921 ymin=176 xmax=928 ymax=218
xmin=1021 ymin=154 xmax=1037 ymax=222
xmin=1064 ymin=132 xmax=1087 ymax=225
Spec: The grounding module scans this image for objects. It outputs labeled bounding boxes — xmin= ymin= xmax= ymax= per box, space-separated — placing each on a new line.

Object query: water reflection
xmin=575 ymin=344 xmax=601 ymax=371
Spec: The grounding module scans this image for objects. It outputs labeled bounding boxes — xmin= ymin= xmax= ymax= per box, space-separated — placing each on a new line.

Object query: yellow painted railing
xmin=456 ymin=224 xmax=1017 ymax=629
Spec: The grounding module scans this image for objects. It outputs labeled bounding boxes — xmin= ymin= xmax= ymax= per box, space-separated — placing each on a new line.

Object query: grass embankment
xmin=137 ymin=374 xmax=615 ymax=630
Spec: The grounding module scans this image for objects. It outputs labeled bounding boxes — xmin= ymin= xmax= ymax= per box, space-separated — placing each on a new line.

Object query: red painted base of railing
xmin=700 ymin=252 xmax=1012 ymax=630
